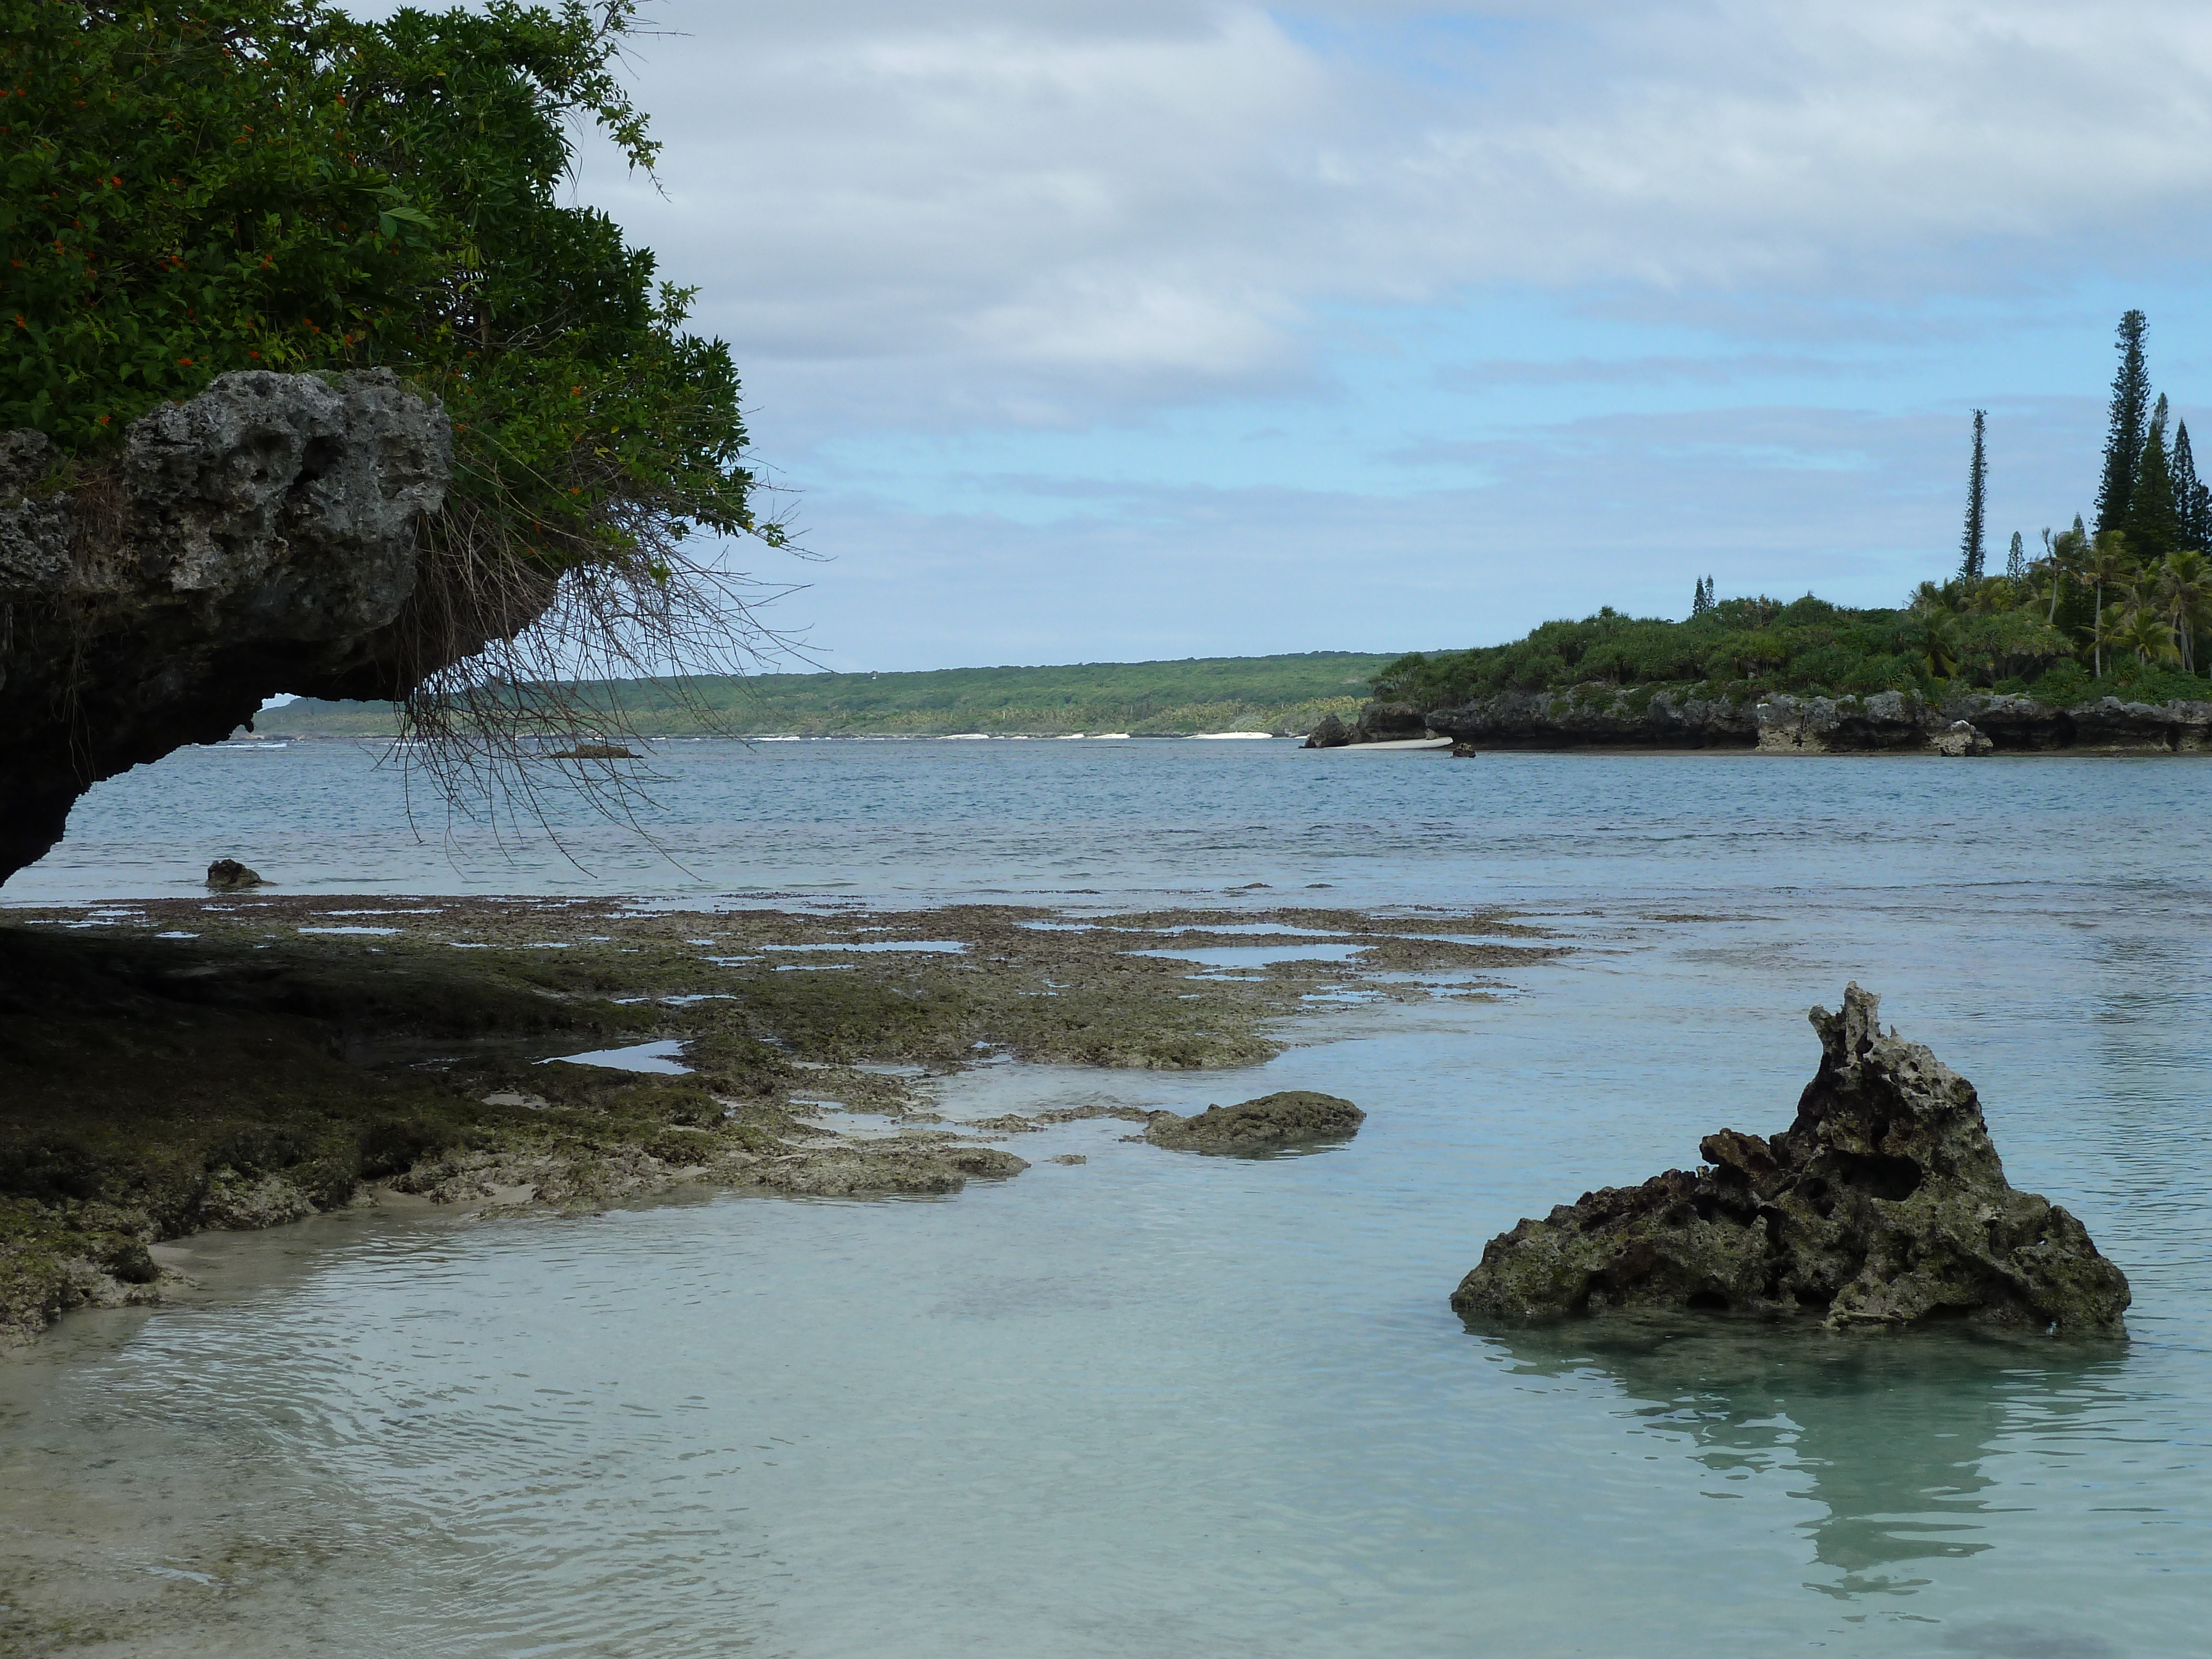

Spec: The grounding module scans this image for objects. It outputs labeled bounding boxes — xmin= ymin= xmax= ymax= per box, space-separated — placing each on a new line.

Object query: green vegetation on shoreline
xmin=1373 ymin=592 xmax=2209 ymax=713
xmin=1381 ymin=312 xmax=2212 ymax=716
xmin=254 ymin=652 xmax=1392 ymax=738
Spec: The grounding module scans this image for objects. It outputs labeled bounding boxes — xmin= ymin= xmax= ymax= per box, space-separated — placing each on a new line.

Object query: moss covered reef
xmin=2 ymin=897 xmax=1557 ymax=1343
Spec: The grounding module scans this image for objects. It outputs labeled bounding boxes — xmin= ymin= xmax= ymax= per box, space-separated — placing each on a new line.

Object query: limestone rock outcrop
xmin=1303 ymin=713 xmax=1353 ymax=749
xmin=1426 ymin=687 xmax=1760 ymax=750
xmin=1387 ymin=684 xmax=2212 ymax=755
xmin=1145 ymin=1090 xmax=1365 ymax=1152
xmin=1754 ymin=691 xmax=1929 ymax=753
xmin=1452 ymin=985 xmax=2129 ymax=1334
xmin=1932 ymin=720 xmax=1994 ymax=757
xmin=1 ymin=371 xmax=548 ymax=884
xmin=1353 ymin=701 xmax=1430 ymax=743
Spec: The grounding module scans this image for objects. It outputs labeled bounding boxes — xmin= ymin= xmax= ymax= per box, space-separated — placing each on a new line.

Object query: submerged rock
xmin=1452 ymin=985 xmax=2129 ymax=1334
xmin=1144 ymin=1089 xmax=1365 ymax=1152
xmin=205 ymin=858 xmax=265 ymax=891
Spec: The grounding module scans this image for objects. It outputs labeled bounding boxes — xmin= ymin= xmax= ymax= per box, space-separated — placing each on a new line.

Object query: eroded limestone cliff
xmin=1400 ymin=685 xmax=2212 ymax=754
xmin=0 ymin=370 xmax=541 ymax=883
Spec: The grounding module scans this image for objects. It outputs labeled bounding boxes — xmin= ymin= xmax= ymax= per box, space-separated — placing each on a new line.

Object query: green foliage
xmin=2177 ymin=420 xmax=2212 ymax=547
xmin=2095 ymin=309 xmax=2151 ymax=539
xmin=257 ymin=652 xmax=1398 ymax=737
xmin=1369 ymin=575 xmax=2180 ymax=711
xmin=1958 ymin=408 xmax=1987 ymax=582
xmin=2126 ymin=395 xmax=2183 ymax=562
xmin=2 ymin=0 xmax=763 ymax=561
xmin=4 ymin=1 xmax=424 ymax=441
xmin=1376 ymin=595 xmax=1912 ymax=706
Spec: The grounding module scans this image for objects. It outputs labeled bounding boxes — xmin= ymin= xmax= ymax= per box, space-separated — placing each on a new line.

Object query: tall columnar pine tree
xmin=2174 ymin=419 xmax=2212 ymax=549
xmin=2006 ymin=531 xmax=2026 ymax=581
xmin=2127 ymin=394 xmax=2182 ymax=565
xmin=2095 ymin=310 xmax=2152 ymax=539
xmin=1958 ymin=409 xmax=1988 ymax=581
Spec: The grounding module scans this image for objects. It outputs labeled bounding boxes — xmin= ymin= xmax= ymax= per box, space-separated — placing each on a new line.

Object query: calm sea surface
xmin=3 ymin=739 xmax=2209 ymax=1656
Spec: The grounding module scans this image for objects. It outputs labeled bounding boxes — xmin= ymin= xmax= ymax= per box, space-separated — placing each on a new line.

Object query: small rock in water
xmin=1933 ymin=720 xmax=1994 ymax=757
xmin=550 ymin=742 xmax=638 ymax=760
xmin=1452 ymin=984 xmax=2130 ymax=1334
xmin=205 ymin=857 xmax=265 ymax=891
xmin=1144 ymin=1090 xmax=1365 ymax=1153
xmin=1303 ymin=713 xmax=1353 ymax=749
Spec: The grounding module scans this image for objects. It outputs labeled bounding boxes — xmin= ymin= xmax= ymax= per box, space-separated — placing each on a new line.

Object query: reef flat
xmin=1 ymin=896 xmax=1555 ymax=1344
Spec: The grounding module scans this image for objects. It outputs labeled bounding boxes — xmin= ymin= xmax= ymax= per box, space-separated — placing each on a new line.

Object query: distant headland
xmin=250 ymin=652 xmax=1394 ymax=741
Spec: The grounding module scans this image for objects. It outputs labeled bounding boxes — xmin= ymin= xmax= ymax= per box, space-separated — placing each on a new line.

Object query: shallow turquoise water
xmin=3 ymin=742 xmax=2208 ymax=1655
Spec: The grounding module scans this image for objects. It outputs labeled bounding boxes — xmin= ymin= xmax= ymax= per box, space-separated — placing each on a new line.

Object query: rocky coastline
xmin=1306 ymin=685 xmax=2212 ymax=755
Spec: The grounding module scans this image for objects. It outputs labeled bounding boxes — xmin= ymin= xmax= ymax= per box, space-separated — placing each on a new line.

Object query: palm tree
xmin=2041 ymin=524 xmax=2085 ymax=625
xmin=1962 ymin=576 xmax=2014 ymax=616
xmin=2152 ymin=548 xmax=2212 ymax=674
xmin=1904 ymin=599 xmax=1963 ymax=680
xmin=2090 ymin=608 xmax=2132 ymax=677
xmin=2115 ymin=601 xmax=2178 ymax=669
xmin=2078 ymin=529 xmax=2133 ymax=676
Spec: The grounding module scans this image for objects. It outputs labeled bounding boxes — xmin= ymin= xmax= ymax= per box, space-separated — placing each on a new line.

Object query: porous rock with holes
xmin=1451 ymin=984 xmax=2130 ymax=1333
xmin=0 ymin=370 xmax=549 ymax=884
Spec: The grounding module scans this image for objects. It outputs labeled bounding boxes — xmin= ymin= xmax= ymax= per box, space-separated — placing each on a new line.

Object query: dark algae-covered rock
xmin=1145 ymin=1090 xmax=1365 ymax=1152
xmin=1302 ymin=713 xmax=1353 ymax=749
xmin=1452 ymin=985 xmax=2129 ymax=1334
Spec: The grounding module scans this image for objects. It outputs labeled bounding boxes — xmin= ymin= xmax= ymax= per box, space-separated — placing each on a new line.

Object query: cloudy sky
xmin=476 ymin=3 xmax=2212 ymax=668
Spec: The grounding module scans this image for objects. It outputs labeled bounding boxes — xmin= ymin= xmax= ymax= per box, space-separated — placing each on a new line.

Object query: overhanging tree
xmin=2 ymin=0 xmax=792 ymax=785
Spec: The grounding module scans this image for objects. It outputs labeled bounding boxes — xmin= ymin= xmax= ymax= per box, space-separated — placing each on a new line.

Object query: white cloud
xmin=344 ymin=2 xmax=2212 ymax=662
xmin=580 ymin=1 xmax=2212 ymax=435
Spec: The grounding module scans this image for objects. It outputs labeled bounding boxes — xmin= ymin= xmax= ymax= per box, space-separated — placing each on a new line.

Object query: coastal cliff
xmin=1380 ymin=685 xmax=2212 ymax=754
xmin=0 ymin=370 xmax=543 ymax=884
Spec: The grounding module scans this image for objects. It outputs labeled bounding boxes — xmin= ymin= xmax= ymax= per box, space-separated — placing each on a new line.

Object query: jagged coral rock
xmin=1 ymin=371 xmax=549 ymax=884
xmin=1452 ymin=985 xmax=2129 ymax=1334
